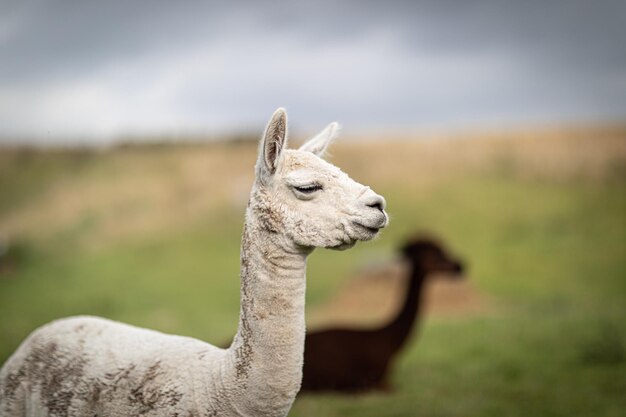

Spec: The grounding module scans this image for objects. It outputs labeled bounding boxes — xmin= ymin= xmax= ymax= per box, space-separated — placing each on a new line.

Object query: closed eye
xmin=293 ymin=184 xmax=323 ymax=194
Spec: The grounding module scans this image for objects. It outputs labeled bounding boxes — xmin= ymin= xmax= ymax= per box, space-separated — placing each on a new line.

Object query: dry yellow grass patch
xmin=334 ymin=125 xmax=626 ymax=187
xmin=1 ymin=125 xmax=624 ymax=249
xmin=0 ymin=144 xmax=258 ymax=248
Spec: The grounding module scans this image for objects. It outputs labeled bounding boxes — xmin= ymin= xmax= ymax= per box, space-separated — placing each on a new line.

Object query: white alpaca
xmin=0 ymin=108 xmax=388 ymax=417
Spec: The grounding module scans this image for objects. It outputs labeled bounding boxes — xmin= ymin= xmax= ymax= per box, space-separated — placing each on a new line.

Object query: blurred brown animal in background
xmin=301 ymin=236 xmax=465 ymax=392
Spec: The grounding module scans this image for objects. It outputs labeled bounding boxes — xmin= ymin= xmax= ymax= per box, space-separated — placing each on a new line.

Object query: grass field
xmin=1 ymin=126 xmax=625 ymax=416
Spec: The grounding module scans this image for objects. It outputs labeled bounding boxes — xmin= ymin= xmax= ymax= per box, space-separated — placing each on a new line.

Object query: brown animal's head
xmin=400 ymin=237 xmax=464 ymax=277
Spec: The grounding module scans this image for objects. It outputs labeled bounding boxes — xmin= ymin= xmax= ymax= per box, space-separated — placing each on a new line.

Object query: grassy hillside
xmin=1 ymin=126 xmax=625 ymax=416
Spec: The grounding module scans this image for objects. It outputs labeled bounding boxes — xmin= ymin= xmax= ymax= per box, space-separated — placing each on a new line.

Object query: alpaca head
xmin=251 ymin=108 xmax=388 ymax=251
xmin=401 ymin=237 xmax=464 ymax=276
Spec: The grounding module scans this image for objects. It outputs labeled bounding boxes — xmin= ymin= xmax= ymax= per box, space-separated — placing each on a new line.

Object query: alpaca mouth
xmin=351 ymin=221 xmax=383 ymax=239
xmin=359 ymin=224 xmax=381 ymax=234
xmin=439 ymin=260 xmax=464 ymax=275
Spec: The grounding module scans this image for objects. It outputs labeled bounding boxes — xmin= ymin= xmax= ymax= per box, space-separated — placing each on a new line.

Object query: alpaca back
xmin=0 ymin=316 xmax=231 ymax=416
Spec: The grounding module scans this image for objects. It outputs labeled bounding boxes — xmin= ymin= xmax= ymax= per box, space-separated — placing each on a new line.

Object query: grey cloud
xmin=0 ymin=0 xmax=625 ymax=142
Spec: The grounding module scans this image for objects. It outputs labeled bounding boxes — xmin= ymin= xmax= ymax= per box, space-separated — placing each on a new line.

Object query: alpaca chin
xmin=330 ymin=241 xmax=357 ymax=251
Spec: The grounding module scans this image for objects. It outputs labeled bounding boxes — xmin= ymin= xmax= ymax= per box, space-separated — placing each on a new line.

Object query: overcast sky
xmin=1 ymin=0 xmax=625 ymax=143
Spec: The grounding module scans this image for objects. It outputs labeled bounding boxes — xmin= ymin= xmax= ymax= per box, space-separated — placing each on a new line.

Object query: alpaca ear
xmin=257 ymin=108 xmax=288 ymax=179
xmin=400 ymin=243 xmax=414 ymax=259
xmin=299 ymin=122 xmax=340 ymax=157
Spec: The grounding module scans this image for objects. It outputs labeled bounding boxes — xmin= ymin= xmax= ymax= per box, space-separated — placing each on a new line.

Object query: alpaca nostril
xmin=365 ymin=194 xmax=386 ymax=211
xmin=367 ymin=201 xmax=384 ymax=212
xmin=361 ymin=190 xmax=386 ymax=213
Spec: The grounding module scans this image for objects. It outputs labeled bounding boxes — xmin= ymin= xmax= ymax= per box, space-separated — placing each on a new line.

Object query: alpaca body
xmin=0 ymin=217 xmax=308 ymax=417
xmin=302 ymin=327 xmax=397 ymax=391
xmin=301 ymin=238 xmax=463 ymax=392
xmin=301 ymin=280 xmax=417 ymax=392
xmin=1 ymin=316 xmax=230 ymax=416
xmin=0 ymin=109 xmax=388 ymax=416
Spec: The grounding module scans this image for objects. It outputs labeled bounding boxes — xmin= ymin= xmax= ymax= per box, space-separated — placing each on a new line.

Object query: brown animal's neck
xmin=381 ymin=262 xmax=428 ymax=351
xmin=225 ymin=203 xmax=308 ymax=416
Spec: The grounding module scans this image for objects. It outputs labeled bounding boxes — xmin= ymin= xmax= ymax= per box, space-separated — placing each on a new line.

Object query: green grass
xmin=1 ymin=144 xmax=625 ymax=416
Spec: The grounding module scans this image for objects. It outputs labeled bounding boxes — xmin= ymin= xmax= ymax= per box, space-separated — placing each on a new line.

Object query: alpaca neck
xmin=226 ymin=205 xmax=308 ymax=415
xmin=382 ymin=263 xmax=427 ymax=351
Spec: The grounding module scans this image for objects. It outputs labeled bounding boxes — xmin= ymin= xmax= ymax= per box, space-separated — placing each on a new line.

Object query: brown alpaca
xmin=301 ymin=237 xmax=464 ymax=392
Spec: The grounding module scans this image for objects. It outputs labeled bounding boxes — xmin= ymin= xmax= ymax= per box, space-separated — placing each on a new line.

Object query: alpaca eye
xmin=294 ymin=184 xmax=323 ymax=194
